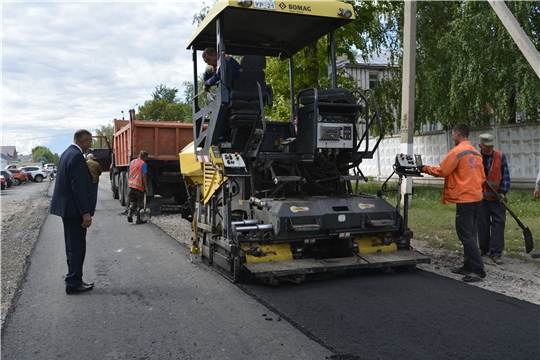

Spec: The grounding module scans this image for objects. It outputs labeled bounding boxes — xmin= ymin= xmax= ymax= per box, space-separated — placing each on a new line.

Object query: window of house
xmin=369 ymin=73 xmax=379 ymax=89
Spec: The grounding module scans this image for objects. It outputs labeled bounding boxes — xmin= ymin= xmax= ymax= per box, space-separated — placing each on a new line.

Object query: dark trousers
xmin=92 ymin=183 xmax=98 ymax=211
xmin=456 ymin=202 xmax=485 ymax=276
xmin=62 ymin=217 xmax=87 ymax=289
xmin=477 ymin=199 xmax=506 ymax=257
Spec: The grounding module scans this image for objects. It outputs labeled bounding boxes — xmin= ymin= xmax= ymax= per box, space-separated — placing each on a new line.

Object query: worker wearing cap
xmin=127 ymin=150 xmax=148 ymax=224
xmin=86 ymin=153 xmax=102 ymax=212
xmin=477 ymin=133 xmax=510 ymax=265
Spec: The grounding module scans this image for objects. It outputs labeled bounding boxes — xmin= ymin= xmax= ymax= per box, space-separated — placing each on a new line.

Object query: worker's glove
xmin=417 ymin=165 xmax=425 ymax=173
xmin=497 ymin=193 xmax=505 ymax=203
xmin=204 ymin=85 xmax=210 ymax=92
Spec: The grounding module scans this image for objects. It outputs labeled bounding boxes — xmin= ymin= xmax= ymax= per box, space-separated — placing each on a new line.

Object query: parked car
xmin=45 ymin=163 xmax=57 ymax=174
xmin=0 ymin=170 xmax=14 ymax=188
xmin=19 ymin=166 xmax=48 ymax=183
xmin=1 ymin=175 xmax=5 ymax=190
xmin=9 ymin=169 xmax=28 ymax=185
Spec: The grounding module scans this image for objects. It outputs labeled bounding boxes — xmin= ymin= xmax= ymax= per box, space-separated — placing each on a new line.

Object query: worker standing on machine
xmin=201 ymin=47 xmax=242 ymax=142
xmin=418 ymin=123 xmax=486 ymax=282
xmin=202 ymin=47 xmax=241 ymax=91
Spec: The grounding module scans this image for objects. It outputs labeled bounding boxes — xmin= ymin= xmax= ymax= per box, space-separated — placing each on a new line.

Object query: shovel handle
xmin=484 ymin=181 xmax=527 ymax=229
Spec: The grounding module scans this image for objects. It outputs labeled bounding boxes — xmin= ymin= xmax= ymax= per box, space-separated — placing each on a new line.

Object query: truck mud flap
xmin=243 ymin=250 xmax=430 ymax=281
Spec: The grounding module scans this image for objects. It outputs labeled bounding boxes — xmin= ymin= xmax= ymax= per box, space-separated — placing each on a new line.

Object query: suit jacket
xmin=50 ymin=145 xmax=95 ymax=218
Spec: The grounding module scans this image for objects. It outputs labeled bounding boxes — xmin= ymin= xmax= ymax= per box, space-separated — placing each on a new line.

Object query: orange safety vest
xmin=482 ymin=150 xmax=502 ymax=200
xmin=128 ymin=158 xmax=145 ymax=191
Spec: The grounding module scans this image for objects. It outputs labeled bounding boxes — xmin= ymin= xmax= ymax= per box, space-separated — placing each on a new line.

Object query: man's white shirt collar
xmin=72 ymin=143 xmax=83 ymax=153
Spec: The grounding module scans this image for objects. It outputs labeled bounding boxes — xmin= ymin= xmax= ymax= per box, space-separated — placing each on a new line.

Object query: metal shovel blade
xmin=140 ymin=192 xmax=151 ymax=220
xmin=523 ymin=227 xmax=534 ymax=254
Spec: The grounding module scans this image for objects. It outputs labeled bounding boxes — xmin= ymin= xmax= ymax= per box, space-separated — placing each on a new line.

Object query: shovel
xmin=485 ymin=182 xmax=534 ymax=253
xmin=140 ymin=192 xmax=151 ymax=221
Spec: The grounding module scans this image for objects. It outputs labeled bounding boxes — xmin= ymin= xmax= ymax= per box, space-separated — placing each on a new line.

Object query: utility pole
xmin=489 ymin=1 xmax=540 ymax=80
xmin=400 ymin=0 xmax=417 ymax=207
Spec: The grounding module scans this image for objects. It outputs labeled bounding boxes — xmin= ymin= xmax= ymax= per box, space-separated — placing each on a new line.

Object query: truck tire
xmin=119 ymin=172 xmax=126 ymax=206
xmin=122 ymin=172 xmax=129 ymax=206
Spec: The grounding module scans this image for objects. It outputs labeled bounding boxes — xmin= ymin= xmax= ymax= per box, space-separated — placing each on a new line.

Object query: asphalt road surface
xmin=2 ymin=179 xmax=539 ymax=359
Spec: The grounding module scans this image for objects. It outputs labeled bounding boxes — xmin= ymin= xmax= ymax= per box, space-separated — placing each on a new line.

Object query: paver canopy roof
xmin=186 ymin=0 xmax=355 ymax=59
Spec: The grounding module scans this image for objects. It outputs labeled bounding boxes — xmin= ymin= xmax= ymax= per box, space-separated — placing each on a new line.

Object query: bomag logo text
xmin=289 ymin=4 xmax=311 ymax=12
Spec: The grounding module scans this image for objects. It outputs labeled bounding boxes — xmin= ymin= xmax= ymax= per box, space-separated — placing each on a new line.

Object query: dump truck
xmin=180 ymin=0 xmax=430 ymax=284
xmin=111 ymin=109 xmax=193 ymax=206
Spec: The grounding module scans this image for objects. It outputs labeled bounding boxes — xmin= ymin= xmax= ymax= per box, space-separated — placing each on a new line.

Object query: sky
xmin=2 ymin=1 xmax=208 ymax=157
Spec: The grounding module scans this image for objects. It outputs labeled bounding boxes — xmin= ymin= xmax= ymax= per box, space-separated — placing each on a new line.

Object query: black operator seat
xmin=228 ymin=55 xmax=273 ymax=129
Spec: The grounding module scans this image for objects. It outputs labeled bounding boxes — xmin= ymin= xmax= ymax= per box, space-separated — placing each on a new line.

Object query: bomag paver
xmin=180 ymin=0 xmax=429 ymax=284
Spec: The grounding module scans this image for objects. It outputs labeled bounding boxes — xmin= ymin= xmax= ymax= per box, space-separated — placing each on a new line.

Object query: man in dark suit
xmin=50 ymin=129 xmax=96 ymax=294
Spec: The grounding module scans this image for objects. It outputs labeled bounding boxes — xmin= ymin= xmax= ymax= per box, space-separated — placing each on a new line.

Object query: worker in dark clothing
xmin=202 ymin=47 xmax=242 ymax=142
xmin=477 ymin=133 xmax=511 ymax=265
xmin=202 ymin=47 xmax=241 ymax=91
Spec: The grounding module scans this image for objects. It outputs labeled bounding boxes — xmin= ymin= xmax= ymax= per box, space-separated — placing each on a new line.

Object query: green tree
xmin=92 ymin=123 xmax=114 ymax=149
xmin=136 ymin=84 xmax=192 ymax=122
xmin=152 ymin=84 xmax=179 ymax=104
xmin=31 ymin=146 xmax=59 ymax=165
xmin=374 ymin=1 xmax=540 ymax=132
xmin=187 ymin=1 xmax=540 ymax=133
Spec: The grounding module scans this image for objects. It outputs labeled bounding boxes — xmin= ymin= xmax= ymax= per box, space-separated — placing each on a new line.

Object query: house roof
xmin=1 ymin=146 xmax=17 ymax=156
xmin=337 ymin=50 xmax=396 ymax=69
xmin=1 ymin=153 xmax=18 ymax=162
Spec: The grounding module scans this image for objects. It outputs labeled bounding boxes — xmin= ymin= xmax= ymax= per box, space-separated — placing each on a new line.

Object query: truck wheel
xmin=122 ymin=172 xmax=129 ymax=206
xmin=119 ymin=173 xmax=125 ymax=206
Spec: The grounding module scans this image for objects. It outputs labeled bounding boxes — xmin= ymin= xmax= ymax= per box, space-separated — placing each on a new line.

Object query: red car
xmin=8 ymin=169 xmax=28 ymax=185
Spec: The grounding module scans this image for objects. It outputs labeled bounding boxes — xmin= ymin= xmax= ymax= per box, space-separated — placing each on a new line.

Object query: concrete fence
xmin=360 ymin=123 xmax=540 ymax=190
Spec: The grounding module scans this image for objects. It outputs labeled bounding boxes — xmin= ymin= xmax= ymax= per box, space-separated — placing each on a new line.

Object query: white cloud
xmin=1 ymin=1 xmax=203 ymax=156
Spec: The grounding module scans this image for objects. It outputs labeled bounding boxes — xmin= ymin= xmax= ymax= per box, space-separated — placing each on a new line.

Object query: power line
xmin=13 ymin=133 xmax=74 ymax=141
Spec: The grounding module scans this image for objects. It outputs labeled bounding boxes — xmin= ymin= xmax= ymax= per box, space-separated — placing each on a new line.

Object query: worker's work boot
xmin=135 ymin=211 xmax=146 ymax=225
xmin=127 ymin=209 xmax=133 ymax=223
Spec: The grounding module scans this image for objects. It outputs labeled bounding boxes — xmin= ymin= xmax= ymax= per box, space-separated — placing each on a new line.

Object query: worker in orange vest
xmin=127 ymin=150 xmax=148 ymax=224
xmin=419 ymin=124 xmax=486 ymax=282
xmin=477 ymin=133 xmax=510 ymax=265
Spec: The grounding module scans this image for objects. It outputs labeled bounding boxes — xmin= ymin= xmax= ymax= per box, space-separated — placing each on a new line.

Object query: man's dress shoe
xmin=81 ymin=281 xmax=95 ymax=287
xmin=66 ymin=283 xmax=94 ymax=295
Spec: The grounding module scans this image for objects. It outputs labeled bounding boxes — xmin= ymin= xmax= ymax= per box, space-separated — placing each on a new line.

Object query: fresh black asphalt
xmin=240 ymin=268 xmax=540 ymax=360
